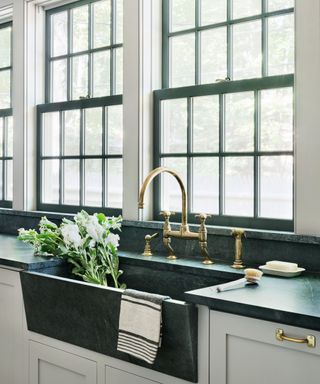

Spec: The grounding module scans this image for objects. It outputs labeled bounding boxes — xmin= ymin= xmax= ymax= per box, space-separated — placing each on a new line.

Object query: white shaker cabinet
xmin=210 ymin=310 xmax=320 ymax=384
xmin=0 ymin=267 xmax=25 ymax=384
xmin=29 ymin=341 xmax=97 ymax=384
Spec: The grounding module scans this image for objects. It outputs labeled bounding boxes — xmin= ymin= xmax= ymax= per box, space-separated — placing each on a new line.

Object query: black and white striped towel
xmin=117 ymin=289 xmax=170 ymax=364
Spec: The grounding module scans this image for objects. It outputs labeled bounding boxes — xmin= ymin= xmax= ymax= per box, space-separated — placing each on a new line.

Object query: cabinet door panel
xmin=0 ymin=282 xmax=16 ymax=384
xmin=106 ymin=366 xmax=160 ymax=384
xmin=210 ymin=310 xmax=320 ymax=384
xmin=30 ymin=341 xmax=96 ymax=384
xmin=0 ymin=269 xmax=24 ymax=384
xmin=227 ymin=334 xmax=319 ymax=384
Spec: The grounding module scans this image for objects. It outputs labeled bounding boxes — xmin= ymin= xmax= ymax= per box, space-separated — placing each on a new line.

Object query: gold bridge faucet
xmin=138 ymin=167 xmax=213 ymax=265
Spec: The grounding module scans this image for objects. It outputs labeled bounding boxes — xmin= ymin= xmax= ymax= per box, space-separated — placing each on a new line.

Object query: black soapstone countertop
xmin=185 ymin=273 xmax=320 ymax=331
xmin=0 ymin=234 xmax=63 ymax=270
xmin=1 ymin=233 xmax=320 ymax=331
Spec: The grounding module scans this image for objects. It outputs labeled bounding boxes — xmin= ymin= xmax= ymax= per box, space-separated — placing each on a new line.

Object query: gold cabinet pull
xmin=276 ymin=328 xmax=316 ymax=348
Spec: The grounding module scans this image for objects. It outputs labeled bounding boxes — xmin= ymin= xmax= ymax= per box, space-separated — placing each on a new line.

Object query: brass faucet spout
xmin=138 ymin=166 xmax=188 ymax=228
xmin=138 ymin=167 xmax=213 ymax=264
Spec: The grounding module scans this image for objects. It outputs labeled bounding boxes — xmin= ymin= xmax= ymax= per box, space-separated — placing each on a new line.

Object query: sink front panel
xmin=20 ymin=271 xmax=198 ymax=382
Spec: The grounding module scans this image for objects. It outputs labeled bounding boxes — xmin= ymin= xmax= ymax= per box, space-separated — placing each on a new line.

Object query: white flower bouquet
xmin=18 ymin=210 xmax=125 ymax=288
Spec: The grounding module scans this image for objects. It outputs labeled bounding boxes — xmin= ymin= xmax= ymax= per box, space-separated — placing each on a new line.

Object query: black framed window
xmin=155 ymin=0 xmax=294 ymax=231
xmin=46 ymin=0 xmax=123 ymax=102
xmin=0 ymin=22 xmax=13 ymax=208
xmin=38 ymin=0 xmax=123 ymax=215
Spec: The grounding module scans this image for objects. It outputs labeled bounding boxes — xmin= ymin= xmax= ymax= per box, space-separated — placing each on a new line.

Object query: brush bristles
xmin=244 ymin=268 xmax=263 ymax=281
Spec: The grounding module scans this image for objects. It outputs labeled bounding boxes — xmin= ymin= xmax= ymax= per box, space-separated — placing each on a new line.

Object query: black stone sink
xmin=20 ymin=254 xmax=237 ymax=382
xmin=20 ymin=269 xmax=200 ymax=382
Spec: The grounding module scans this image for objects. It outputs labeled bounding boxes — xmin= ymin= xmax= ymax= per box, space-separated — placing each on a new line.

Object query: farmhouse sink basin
xmin=20 ymin=255 xmax=235 ymax=382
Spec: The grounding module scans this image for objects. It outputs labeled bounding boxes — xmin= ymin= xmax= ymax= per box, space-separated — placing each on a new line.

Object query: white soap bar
xmin=266 ymin=260 xmax=298 ymax=272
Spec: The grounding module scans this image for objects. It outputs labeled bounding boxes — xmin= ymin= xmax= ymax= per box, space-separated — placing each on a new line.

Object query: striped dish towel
xmin=117 ymin=289 xmax=169 ymax=364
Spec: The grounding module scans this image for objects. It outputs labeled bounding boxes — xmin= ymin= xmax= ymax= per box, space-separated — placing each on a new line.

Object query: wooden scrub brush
xmin=216 ymin=268 xmax=263 ymax=292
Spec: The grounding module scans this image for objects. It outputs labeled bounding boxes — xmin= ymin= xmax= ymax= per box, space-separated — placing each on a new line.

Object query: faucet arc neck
xmin=138 ymin=167 xmax=188 ymax=228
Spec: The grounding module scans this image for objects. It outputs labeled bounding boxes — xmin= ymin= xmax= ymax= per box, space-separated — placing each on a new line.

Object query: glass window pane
xmin=63 ymin=160 xmax=80 ymax=205
xmin=162 ymin=98 xmax=187 ymax=153
xmin=93 ymin=0 xmax=111 ymax=48
xmin=193 ymin=96 xmax=219 ymax=153
xmin=161 ymin=157 xmax=187 ymax=212
xmin=201 ymin=27 xmax=227 ymax=84
xmin=224 ymin=157 xmax=254 ymax=216
xmin=115 ymin=47 xmax=123 ymax=95
xmin=93 ymin=50 xmax=110 ymax=97
xmin=0 ymin=161 xmax=3 ymax=200
xmin=85 ymin=108 xmax=103 ymax=155
xmin=5 ymin=160 xmax=12 ymax=201
xmin=170 ymin=34 xmax=195 ymax=87
xmin=260 ymin=87 xmax=293 ymax=151
xmin=85 ymin=159 xmax=102 ymax=206
xmin=268 ymin=0 xmax=294 ymax=12
xmin=268 ymin=14 xmax=294 ymax=76
xmin=42 ymin=159 xmax=60 ymax=204
xmin=170 ymin=0 xmax=195 ymax=32
xmin=193 ymin=157 xmax=219 ymax=214
xmin=0 ymin=70 xmax=10 ymax=108
xmin=52 ymin=59 xmax=67 ymax=102
xmin=72 ymin=5 xmax=89 ymax=53
xmin=260 ymin=156 xmax=293 ymax=219
xmin=116 ymin=0 xmax=123 ymax=44
xmin=6 ymin=116 xmax=13 ymax=157
xmin=201 ymin=0 xmax=226 ymax=25
xmin=225 ymin=92 xmax=254 ymax=152
xmin=232 ymin=0 xmax=261 ymax=19
xmin=107 ymin=159 xmax=122 ymax=207
xmin=108 ymin=105 xmax=123 ymax=154
xmin=0 ymin=119 xmax=3 ymax=157
xmin=64 ymin=110 xmax=80 ymax=156
xmin=51 ymin=11 xmax=68 ymax=57
xmin=0 ymin=26 xmax=11 ymax=68
xmin=42 ymin=112 xmax=60 ymax=156
xmin=72 ymin=55 xmax=88 ymax=99
xmin=233 ymin=21 xmax=261 ymax=80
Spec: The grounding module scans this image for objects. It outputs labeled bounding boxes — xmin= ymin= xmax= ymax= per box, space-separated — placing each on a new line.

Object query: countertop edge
xmin=184 ymin=291 xmax=320 ymax=332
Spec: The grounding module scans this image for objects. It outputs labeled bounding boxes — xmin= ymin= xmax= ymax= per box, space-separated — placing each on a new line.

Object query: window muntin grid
xmin=38 ymin=97 xmax=123 ymax=215
xmin=157 ymin=1 xmax=294 ymax=230
xmin=0 ymin=22 xmax=12 ymax=208
xmin=154 ymin=77 xmax=294 ymax=230
xmin=46 ymin=0 xmax=123 ymax=102
xmin=38 ymin=0 xmax=123 ymax=214
xmin=163 ymin=0 xmax=294 ymax=88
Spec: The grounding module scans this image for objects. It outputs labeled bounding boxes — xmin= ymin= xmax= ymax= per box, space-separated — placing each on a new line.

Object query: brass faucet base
xmin=231 ymin=263 xmax=245 ymax=269
xmin=166 ymin=255 xmax=178 ymax=260
xmin=142 ymin=251 xmax=153 ymax=257
xmin=202 ymin=259 xmax=214 ymax=265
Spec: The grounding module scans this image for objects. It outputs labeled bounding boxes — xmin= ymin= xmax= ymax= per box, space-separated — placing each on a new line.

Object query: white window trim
xmin=122 ymin=0 xmax=161 ymax=221
xmin=294 ymin=0 xmax=320 ymax=235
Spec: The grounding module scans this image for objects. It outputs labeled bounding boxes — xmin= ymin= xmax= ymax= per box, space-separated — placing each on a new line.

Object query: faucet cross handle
xmin=160 ymin=210 xmax=175 ymax=219
xmin=195 ymin=213 xmax=212 ymax=225
xmin=160 ymin=211 xmax=175 ymax=232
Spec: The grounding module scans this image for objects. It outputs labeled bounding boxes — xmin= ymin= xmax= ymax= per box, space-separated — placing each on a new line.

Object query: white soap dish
xmin=259 ymin=265 xmax=305 ymax=278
